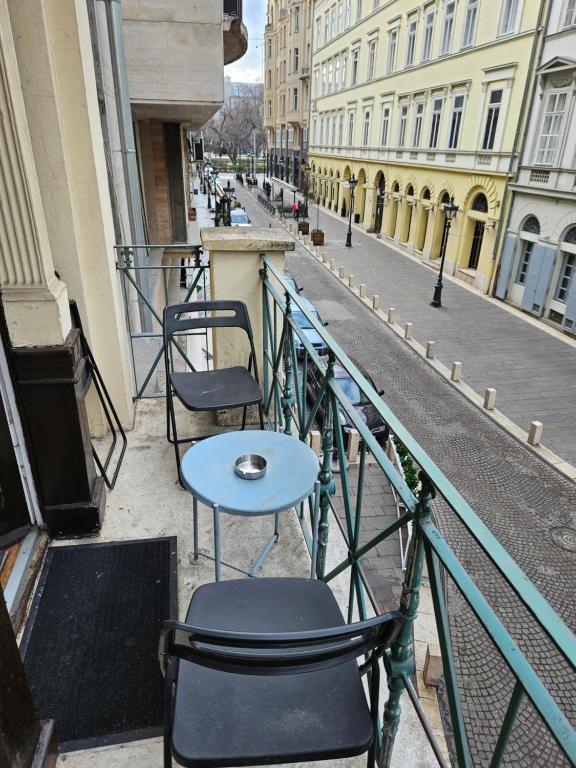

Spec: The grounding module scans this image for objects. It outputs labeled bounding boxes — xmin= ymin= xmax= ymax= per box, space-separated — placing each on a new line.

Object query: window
xmin=347 ymin=111 xmax=355 ymax=145
xmin=294 ymin=47 xmax=300 ymax=72
xmin=316 ymin=19 xmax=322 ymax=47
xmin=363 ymin=110 xmax=371 ymax=146
xmin=367 ymin=40 xmax=377 ymax=80
xmin=516 ymin=241 xmax=533 ymax=284
xmin=556 ymin=252 xmax=576 ymax=302
xmin=302 ymin=126 xmax=308 ymax=146
xmin=335 ymin=58 xmax=341 ymax=89
xmin=287 ymin=126 xmax=294 ymax=149
xmin=406 ymin=17 xmax=418 ymax=66
xmin=461 ymin=0 xmax=478 ymax=47
xmin=339 ymin=113 xmax=344 ymax=144
xmin=331 ymin=7 xmax=336 ymax=37
xmin=387 ymin=29 xmax=398 ymax=73
xmin=440 ymin=1 xmax=455 ymax=55
xmin=381 ymin=106 xmax=391 ymax=145
xmin=351 ymin=48 xmax=360 ymax=84
xmin=267 ymin=69 xmax=272 ymax=88
xmin=499 ymin=0 xmax=519 ymax=34
xmin=429 ymin=97 xmax=443 ymax=147
xmin=324 ymin=12 xmax=330 ymax=42
xmin=328 ymin=61 xmax=333 ymax=92
xmin=331 ymin=115 xmax=337 ymax=145
xmin=312 ymin=118 xmax=317 ymax=143
xmin=338 ymin=0 xmax=343 ymax=32
xmin=448 ymin=94 xmax=464 ymax=149
xmin=294 ymin=6 xmax=301 ymax=31
xmin=356 ymin=0 xmax=363 ymax=22
xmin=342 ymin=55 xmax=348 ymax=87
xmin=266 ymin=39 xmax=272 ymax=58
xmin=345 ymin=0 xmax=351 ymax=27
xmin=267 ymin=99 xmax=272 ymax=118
xmin=314 ymin=68 xmax=320 ymax=97
xmin=413 ymin=102 xmax=424 ymax=147
xmin=322 ymin=64 xmax=327 ymax=95
xmin=482 ymin=89 xmax=503 ymax=150
xmin=293 ymin=87 xmax=299 ymax=111
xmin=535 ymin=91 xmax=567 ymax=165
xmin=522 ymin=216 xmax=541 ymax=235
xmin=320 ymin=117 xmax=324 ymax=145
xmin=398 ymin=104 xmax=408 ymax=146
xmin=563 ymin=0 xmax=576 ymax=27
xmin=422 ymin=8 xmax=435 ymax=61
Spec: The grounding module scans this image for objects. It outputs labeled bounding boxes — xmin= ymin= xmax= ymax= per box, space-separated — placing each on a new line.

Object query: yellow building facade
xmin=308 ymin=0 xmax=546 ymax=293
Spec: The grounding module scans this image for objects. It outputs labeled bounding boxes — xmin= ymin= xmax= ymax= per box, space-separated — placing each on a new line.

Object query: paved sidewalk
xmin=262 ymin=179 xmax=576 ymax=467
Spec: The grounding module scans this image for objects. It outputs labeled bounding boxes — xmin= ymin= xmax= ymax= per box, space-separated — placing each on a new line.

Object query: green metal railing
xmin=115 ymin=244 xmax=209 ymax=398
xmin=260 ymin=255 xmax=575 ymax=767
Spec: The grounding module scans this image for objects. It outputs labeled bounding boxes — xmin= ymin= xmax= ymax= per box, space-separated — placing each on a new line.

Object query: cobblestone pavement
xmin=260 ymin=178 xmax=576 ymax=466
xmin=232 ymin=184 xmax=576 ymax=767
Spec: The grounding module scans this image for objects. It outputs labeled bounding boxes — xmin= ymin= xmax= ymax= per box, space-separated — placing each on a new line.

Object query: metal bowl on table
xmin=234 ymin=454 xmax=267 ymax=480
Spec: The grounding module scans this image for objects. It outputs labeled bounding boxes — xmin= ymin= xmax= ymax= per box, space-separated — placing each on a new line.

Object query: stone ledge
xmin=201 ymin=227 xmax=295 ymax=252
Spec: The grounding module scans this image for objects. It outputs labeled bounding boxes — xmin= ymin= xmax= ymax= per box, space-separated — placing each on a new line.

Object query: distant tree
xmin=204 ymin=82 xmax=265 ymax=161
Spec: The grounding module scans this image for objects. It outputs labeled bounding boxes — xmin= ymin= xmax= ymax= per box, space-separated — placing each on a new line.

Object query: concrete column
xmin=0 ymin=0 xmax=70 ymax=346
xmin=201 ymin=227 xmax=294 ymax=375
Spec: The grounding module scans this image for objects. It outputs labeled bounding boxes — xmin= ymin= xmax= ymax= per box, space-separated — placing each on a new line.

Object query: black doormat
xmin=21 ymin=537 xmax=177 ymax=752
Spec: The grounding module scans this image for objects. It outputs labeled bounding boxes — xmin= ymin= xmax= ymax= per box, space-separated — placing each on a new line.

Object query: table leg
xmin=311 ymin=481 xmax=321 ymax=580
xmin=213 ymin=504 xmax=221 ymax=581
xmin=193 ymin=496 xmax=199 ymax=560
xmin=274 ymin=511 xmax=280 ymax=537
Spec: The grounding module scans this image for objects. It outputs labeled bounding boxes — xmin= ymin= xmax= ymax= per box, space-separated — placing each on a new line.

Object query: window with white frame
xmin=267 ymin=99 xmax=272 ymax=118
xmin=461 ymin=0 xmax=479 ymax=48
xmin=294 ymin=6 xmax=301 ymax=31
xmin=316 ymin=19 xmax=322 ymax=47
xmin=331 ymin=7 xmax=336 ymax=37
xmin=440 ymin=1 xmax=456 ymax=55
xmin=516 ymin=240 xmax=533 ymax=284
xmin=347 ymin=111 xmax=355 ymax=145
xmin=482 ymin=88 xmax=503 ymax=150
xmin=381 ymin=105 xmax=391 ymax=145
xmin=406 ymin=17 xmax=418 ymax=66
xmin=363 ymin=110 xmax=371 ymax=146
xmin=314 ymin=68 xmax=320 ymax=97
xmin=339 ymin=113 xmax=344 ymax=144
xmin=324 ymin=12 xmax=330 ymax=42
xmin=448 ymin=94 xmax=464 ymax=148
xmin=267 ymin=69 xmax=272 ymax=88
xmin=338 ymin=0 xmax=343 ymax=32
xmin=429 ymin=97 xmax=443 ymax=147
xmin=367 ymin=39 xmax=377 ymax=80
xmin=293 ymin=87 xmax=299 ymax=111
xmin=563 ymin=0 xmax=576 ymax=27
xmin=387 ymin=29 xmax=398 ymax=73
xmin=302 ymin=126 xmax=308 ymax=146
xmin=356 ymin=0 xmax=363 ymax=22
xmin=413 ymin=102 xmax=424 ymax=146
xmin=556 ymin=251 xmax=575 ymax=302
xmin=535 ymin=90 xmax=568 ymax=165
xmin=312 ymin=118 xmax=317 ymax=143
xmin=422 ymin=8 xmax=435 ymax=61
xmin=335 ymin=58 xmax=341 ymax=89
xmin=267 ymin=39 xmax=272 ymax=58
xmin=398 ymin=104 xmax=408 ymax=146
xmin=345 ymin=0 xmax=351 ymax=27
xmin=351 ymin=48 xmax=360 ymax=84
xmin=322 ymin=64 xmax=327 ymax=94
xmin=294 ymin=47 xmax=300 ymax=72
xmin=499 ymin=0 xmax=520 ymax=35
xmin=332 ymin=115 xmax=337 ymax=145
xmin=328 ymin=60 xmax=333 ymax=92
xmin=287 ymin=126 xmax=294 ymax=149
xmin=275 ymin=128 xmax=282 ymax=148
xmin=319 ymin=117 xmax=324 ymax=145
xmin=342 ymin=54 xmax=348 ymax=86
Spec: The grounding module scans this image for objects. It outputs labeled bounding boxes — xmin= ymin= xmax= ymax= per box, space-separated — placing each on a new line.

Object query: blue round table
xmin=181 ymin=430 xmax=320 ymax=580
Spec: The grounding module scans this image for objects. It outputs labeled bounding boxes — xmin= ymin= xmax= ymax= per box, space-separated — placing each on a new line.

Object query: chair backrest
xmin=159 ymin=610 xmax=403 ymax=677
xmin=163 ymin=300 xmax=258 ymax=379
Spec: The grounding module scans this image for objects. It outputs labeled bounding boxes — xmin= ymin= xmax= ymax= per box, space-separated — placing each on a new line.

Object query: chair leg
xmin=163 ymin=660 xmax=176 ymax=768
xmin=193 ymin=496 xmax=199 ymax=559
xmin=241 ymin=405 xmax=247 ymax=430
xmin=168 ymin=388 xmax=184 ymax=485
xmin=213 ymin=504 xmax=221 ymax=581
xmin=367 ymin=656 xmax=381 ymax=768
xmin=258 ymin=401 xmax=265 ymax=429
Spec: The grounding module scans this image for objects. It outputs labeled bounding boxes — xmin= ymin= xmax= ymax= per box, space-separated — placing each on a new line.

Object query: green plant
xmin=392 ymin=436 xmax=420 ymax=493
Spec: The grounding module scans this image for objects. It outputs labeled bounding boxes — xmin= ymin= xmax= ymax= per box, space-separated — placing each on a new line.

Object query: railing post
xmin=380 ymin=470 xmax=436 ymax=767
xmin=317 ymin=352 xmax=336 ymax=577
xmin=281 ymin=291 xmax=294 ymax=436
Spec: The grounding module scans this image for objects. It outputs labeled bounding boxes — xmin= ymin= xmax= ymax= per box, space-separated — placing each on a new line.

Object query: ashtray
xmin=234 ymin=453 xmax=267 ymax=480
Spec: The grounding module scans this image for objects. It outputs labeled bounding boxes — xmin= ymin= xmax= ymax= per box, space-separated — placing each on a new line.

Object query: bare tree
xmin=204 ymin=82 xmax=265 ymax=161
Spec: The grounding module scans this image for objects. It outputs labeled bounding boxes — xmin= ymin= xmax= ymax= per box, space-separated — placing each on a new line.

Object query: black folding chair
xmin=164 ymin=300 xmax=264 ymax=483
xmin=159 ymin=577 xmax=404 ymax=768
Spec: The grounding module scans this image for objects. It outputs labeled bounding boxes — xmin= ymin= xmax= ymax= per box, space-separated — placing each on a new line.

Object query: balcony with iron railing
xmin=26 ymin=172 xmax=574 ymax=767
xmin=223 ymin=0 xmax=248 ymax=65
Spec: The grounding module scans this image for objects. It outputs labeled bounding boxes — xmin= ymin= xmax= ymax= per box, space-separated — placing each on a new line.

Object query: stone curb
xmin=268 ymin=207 xmax=576 ymax=485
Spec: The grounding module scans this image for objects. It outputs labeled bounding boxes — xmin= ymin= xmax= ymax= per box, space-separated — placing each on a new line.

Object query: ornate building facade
xmin=495 ymin=0 xmax=576 ymax=335
xmin=308 ymin=0 xmax=546 ymax=293
xmin=264 ymin=0 xmax=314 ymax=187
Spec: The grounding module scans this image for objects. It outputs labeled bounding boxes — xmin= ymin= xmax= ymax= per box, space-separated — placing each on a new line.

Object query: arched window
xmin=471 ymin=193 xmax=488 ymax=212
xmin=422 ymin=188 xmax=431 ymax=200
xmin=521 ymin=216 xmax=540 ymax=235
xmin=392 ymin=181 xmax=400 ymax=193
xmin=440 ymin=191 xmax=451 ymax=205
xmin=562 ymin=226 xmax=576 ymax=245
xmin=406 ymin=184 xmax=414 ymax=196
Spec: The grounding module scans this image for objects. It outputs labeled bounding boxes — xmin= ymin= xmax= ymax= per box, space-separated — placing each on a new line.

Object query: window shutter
xmin=521 ymin=244 xmax=556 ymax=316
xmin=495 ymin=234 xmax=517 ymax=299
xmin=562 ymin=272 xmax=576 ymax=333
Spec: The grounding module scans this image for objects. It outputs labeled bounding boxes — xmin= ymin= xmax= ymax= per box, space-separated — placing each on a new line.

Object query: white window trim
xmin=447 ymin=92 xmax=466 ymax=149
xmin=421 ymin=7 xmax=436 ymax=62
xmin=531 ymin=85 xmax=572 ymax=167
xmin=498 ymin=0 xmax=522 ymax=37
xmin=461 ymin=0 xmax=479 ymax=49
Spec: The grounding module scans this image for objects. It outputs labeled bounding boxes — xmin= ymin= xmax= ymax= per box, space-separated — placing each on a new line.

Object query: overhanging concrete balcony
xmin=223 ymin=0 xmax=248 ymax=65
xmin=121 ymin=0 xmax=227 ymax=128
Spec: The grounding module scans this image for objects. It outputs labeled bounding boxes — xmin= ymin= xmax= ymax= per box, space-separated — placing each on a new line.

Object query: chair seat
xmin=171 ymin=367 xmax=262 ymax=411
xmin=171 ymin=578 xmax=374 ymax=767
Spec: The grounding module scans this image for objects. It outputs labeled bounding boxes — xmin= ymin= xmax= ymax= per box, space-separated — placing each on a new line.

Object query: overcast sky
xmin=225 ymin=1 xmax=266 ymax=83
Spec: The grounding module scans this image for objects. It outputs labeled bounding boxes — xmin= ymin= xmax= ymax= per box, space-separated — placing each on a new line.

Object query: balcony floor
xmin=54 ymin=399 xmax=439 ymax=767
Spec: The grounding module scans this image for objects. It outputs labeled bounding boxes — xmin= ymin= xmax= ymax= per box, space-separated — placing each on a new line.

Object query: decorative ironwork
xmin=563 ymin=226 xmax=576 ymax=245
xmin=522 ymin=216 xmax=541 ymax=235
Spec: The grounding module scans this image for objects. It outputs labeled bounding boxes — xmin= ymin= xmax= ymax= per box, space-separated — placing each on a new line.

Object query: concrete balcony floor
xmin=55 ymin=399 xmax=438 ymax=767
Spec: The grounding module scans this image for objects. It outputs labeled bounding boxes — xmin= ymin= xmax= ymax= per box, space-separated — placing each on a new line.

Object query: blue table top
xmin=181 ymin=430 xmax=320 ymax=515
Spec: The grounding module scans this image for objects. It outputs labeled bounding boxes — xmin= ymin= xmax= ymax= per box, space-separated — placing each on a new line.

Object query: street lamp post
xmin=431 ymin=196 xmax=459 ymax=307
xmin=345 ymin=174 xmax=358 ymax=248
